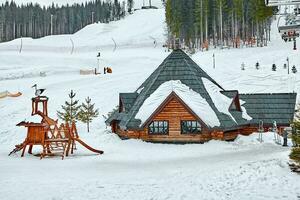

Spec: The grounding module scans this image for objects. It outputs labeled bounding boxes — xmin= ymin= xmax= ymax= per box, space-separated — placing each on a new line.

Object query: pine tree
xmin=78 ymin=96 xmax=99 ymax=132
xmin=292 ymin=65 xmax=297 ymax=74
xmin=255 ymin=61 xmax=260 ymax=70
xmin=127 ymin=0 xmax=134 ymax=13
xmin=57 ymin=90 xmax=81 ymax=124
xmin=290 ymin=110 xmax=300 ymax=164
xmin=272 ymin=63 xmax=276 ymax=71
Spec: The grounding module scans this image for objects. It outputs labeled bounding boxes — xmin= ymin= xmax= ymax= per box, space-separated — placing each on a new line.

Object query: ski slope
xmin=0 ymin=5 xmax=300 ymax=200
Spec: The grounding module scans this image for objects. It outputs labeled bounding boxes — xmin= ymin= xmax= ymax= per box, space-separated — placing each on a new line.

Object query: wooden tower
xmin=31 ymin=96 xmax=49 ymax=116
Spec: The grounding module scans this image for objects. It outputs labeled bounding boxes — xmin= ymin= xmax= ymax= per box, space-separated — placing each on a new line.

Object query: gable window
xmin=148 ymin=121 xmax=169 ymax=135
xmin=181 ymin=121 xmax=201 ymax=134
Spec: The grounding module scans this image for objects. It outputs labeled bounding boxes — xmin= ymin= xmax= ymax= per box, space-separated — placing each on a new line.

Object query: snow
xmin=1 ymin=133 xmax=299 ymax=200
xmin=240 ymin=100 xmax=253 ymax=121
xmin=135 ymin=80 xmax=220 ymax=127
xmin=136 ymin=87 xmax=144 ymax=94
xmin=202 ymin=77 xmax=238 ymax=123
xmin=0 ymin=4 xmax=300 ymax=200
xmin=241 ymin=106 xmax=253 ymax=120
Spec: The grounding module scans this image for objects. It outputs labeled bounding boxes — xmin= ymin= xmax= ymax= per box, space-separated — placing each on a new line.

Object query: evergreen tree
xmin=0 ymin=0 xmax=126 ymax=42
xmin=255 ymin=61 xmax=260 ymax=70
xmin=290 ymin=111 xmax=300 ymax=164
xmin=165 ymin=0 xmax=273 ymax=49
xmin=272 ymin=63 xmax=276 ymax=71
xmin=78 ymin=96 xmax=99 ymax=132
xmin=57 ymin=90 xmax=81 ymax=124
xmin=127 ymin=0 xmax=134 ymax=13
xmin=292 ymin=65 xmax=297 ymax=73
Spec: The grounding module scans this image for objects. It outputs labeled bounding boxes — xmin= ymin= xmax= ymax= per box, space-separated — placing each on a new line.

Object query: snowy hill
xmin=0 ymin=5 xmax=300 ymax=200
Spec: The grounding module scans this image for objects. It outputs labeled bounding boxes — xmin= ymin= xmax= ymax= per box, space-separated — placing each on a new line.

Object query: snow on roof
xmin=240 ymin=100 xmax=253 ymax=121
xmin=202 ymin=78 xmax=237 ymax=124
xmin=135 ymin=80 xmax=220 ymax=127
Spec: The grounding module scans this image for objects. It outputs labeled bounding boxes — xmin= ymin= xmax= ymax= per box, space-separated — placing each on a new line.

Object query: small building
xmin=106 ymin=49 xmax=297 ymax=143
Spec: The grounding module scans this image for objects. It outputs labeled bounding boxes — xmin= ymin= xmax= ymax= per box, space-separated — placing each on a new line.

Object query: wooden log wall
xmin=114 ymin=97 xmax=238 ymax=143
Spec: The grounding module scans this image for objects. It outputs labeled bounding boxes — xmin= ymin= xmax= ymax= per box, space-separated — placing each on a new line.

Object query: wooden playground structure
xmin=10 ymin=96 xmax=103 ymax=159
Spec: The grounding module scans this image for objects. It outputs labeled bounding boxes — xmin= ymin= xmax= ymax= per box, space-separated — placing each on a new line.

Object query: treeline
xmin=165 ymin=0 xmax=275 ymax=50
xmin=0 ymin=0 xmax=126 ymax=42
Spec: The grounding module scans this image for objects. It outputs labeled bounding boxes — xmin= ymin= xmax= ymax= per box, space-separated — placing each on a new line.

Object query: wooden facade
xmin=112 ymin=93 xmax=289 ymax=143
xmin=113 ymin=94 xmax=239 ymax=143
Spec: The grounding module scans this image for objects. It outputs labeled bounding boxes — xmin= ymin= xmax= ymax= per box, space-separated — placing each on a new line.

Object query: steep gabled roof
xmin=107 ymin=49 xmax=243 ymax=130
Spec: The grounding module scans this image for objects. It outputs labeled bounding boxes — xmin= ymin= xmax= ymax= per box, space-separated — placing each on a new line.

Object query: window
xmin=181 ymin=121 xmax=201 ymax=134
xmin=148 ymin=121 xmax=169 ymax=135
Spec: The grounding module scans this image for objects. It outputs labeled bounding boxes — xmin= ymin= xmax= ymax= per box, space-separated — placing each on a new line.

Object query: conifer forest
xmin=0 ymin=0 xmax=126 ymax=42
xmin=165 ymin=0 xmax=275 ymax=50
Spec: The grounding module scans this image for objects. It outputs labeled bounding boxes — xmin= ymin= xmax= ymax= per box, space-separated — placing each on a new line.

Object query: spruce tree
xmin=78 ymin=96 xmax=99 ymax=132
xmin=127 ymin=0 xmax=134 ymax=13
xmin=57 ymin=90 xmax=81 ymax=124
xmin=255 ymin=62 xmax=260 ymax=70
xmin=290 ymin=110 xmax=300 ymax=164
xmin=292 ymin=65 xmax=297 ymax=74
xmin=272 ymin=64 xmax=276 ymax=71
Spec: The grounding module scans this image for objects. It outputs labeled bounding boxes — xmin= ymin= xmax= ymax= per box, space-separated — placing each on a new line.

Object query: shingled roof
xmin=239 ymin=93 xmax=297 ymax=126
xmin=107 ymin=49 xmax=247 ymax=130
xmin=106 ymin=49 xmax=296 ymax=131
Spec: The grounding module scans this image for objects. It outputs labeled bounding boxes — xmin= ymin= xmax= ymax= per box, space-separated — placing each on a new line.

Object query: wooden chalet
xmin=106 ymin=49 xmax=297 ymax=143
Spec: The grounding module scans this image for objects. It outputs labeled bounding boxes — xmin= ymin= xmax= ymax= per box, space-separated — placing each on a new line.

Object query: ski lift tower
xmin=266 ymin=0 xmax=300 ymax=50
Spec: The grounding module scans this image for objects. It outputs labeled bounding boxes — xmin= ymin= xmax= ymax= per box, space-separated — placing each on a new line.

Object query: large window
xmin=148 ymin=121 xmax=169 ymax=135
xmin=181 ymin=121 xmax=202 ymax=134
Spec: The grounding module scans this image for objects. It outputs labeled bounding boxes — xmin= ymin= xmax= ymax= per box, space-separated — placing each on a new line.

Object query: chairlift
xmin=265 ymin=1 xmax=300 ymax=48
xmin=266 ymin=0 xmax=300 ymax=6
xmin=276 ymin=11 xmax=300 ymax=44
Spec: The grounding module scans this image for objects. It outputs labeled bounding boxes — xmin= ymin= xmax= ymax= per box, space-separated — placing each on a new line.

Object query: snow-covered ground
xmin=0 ymin=4 xmax=300 ymax=200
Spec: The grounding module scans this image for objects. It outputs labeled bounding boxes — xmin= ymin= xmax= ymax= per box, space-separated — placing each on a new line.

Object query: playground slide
xmin=73 ymin=138 xmax=104 ymax=154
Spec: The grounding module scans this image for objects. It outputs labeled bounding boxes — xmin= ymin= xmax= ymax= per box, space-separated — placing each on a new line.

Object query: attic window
xmin=148 ymin=121 xmax=169 ymax=135
xmin=181 ymin=121 xmax=202 ymax=134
